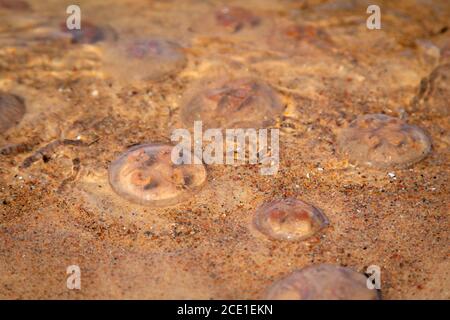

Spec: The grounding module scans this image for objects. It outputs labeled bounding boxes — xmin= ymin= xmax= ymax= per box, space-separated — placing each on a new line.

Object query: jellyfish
xmin=253 ymin=198 xmax=329 ymax=241
xmin=103 ymin=38 xmax=187 ymax=82
xmin=180 ymin=78 xmax=283 ymax=129
xmin=267 ymin=23 xmax=332 ymax=56
xmin=108 ymin=144 xmax=206 ymax=207
xmin=0 ymin=92 xmax=26 ymax=134
xmin=59 ymin=21 xmax=117 ymax=44
xmin=265 ymin=264 xmax=380 ymax=300
xmin=0 ymin=0 xmax=30 ymax=11
xmin=215 ymin=6 xmax=260 ymax=32
xmin=337 ymin=114 xmax=431 ymax=168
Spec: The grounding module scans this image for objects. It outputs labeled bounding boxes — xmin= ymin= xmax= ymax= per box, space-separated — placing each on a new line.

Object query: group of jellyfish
xmin=0 ymin=4 xmax=433 ymax=300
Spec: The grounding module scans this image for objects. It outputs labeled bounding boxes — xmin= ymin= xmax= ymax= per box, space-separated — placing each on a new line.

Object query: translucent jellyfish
xmin=265 ymin=264 xmax=380 ymax=300
xmin=253 ymin=198 xmax=329 ymax=241
xmin=416 ymin=64 xmax=450 ymax=116
xmin=189 ymin=5 xmax=263 ymax=37
xmin=103 ymin=38 xmax=187 ymax=82
xmin=108 ymin=144 xmax=206 ymax=207
xmin=0 ymin=15 xmax=55 ymax=47
xmin=267 ymin=24 xmax=332 ymax=55
xmin=180 ymin=78 xmax=283 ymax=129
xmin=337 ymin=114 xmax=431 ymax=168
xmin=283 ymin=25 xmax=320 ymax=42
xmin=0 ymin=0 xmax=30 ymax=11
xmin=0 ymin=92 xmax=26 ymax=134
xmin=59 ymin=21 xmax=117 ymax=44
xmin=215 ymin=6 xmax=260 ymax=32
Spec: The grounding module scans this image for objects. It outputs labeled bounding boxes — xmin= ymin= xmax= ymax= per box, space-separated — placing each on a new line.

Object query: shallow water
xmin=0 ymin=0 xmax=449 ymax=299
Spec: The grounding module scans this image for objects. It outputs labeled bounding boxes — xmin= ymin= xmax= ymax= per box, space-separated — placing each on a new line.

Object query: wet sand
xmin=0 ymin=0 xmax=449 ymax=299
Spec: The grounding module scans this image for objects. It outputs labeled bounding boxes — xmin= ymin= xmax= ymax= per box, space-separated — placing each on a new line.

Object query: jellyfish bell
xmin=102 ymin=37 xmax=187 ymax=82
xmin=180 ymin=78 xmax=283 ymax=129
xmin=265 ymin=264 xmax=380 ymax=300
xmin=0 ymin=92 xmax=26 ymax=134
xmin=337 ymin=114 xmax=431 ymax=168
xmin=59 ymin=21 xmax=118 ymax=44
xmin=108 ymin=143 xmax=206 ymax=207
xmin=0 ymin=0 xmax=30 ymax=11
xmin=252 ymin=198 xmax=329 ymax=241
xmin=215 ymin=6 xmax=260 ymax=32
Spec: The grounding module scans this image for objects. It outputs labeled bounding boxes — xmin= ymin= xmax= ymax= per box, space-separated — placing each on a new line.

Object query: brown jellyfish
xmin=265 ymin=264 xmax=380 ymax=300
xmin=0 ymin=92 xmax=26 ymax=134
xmin=215 ymin=6 xmax=260 ymax=32
xmin=337 ymin=114 xmax=431 ymax=168
xmin=414 ymin=63 xmax=450 ymax=116
xmin=267 ymin=23 xmax=333 ymax=56
xmin=103 ymin=37 xmax=187 ymax=82
xmin=59 ymin=21 xmax=117 ymax=44
xmin=180 ymin=78 xmax=283 ymax=129
xmin=253 ymin=198 xmax=329 ymax=241
xmin=0 ymin=0 xmax=30 ymax=11
xmin=108 ymin=144 xmax=206 ymax=207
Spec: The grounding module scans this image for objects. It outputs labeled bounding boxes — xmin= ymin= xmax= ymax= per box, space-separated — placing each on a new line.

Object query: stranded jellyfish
xmin=253 ymin=198 xmax=329 ymax=241
xmin=0 ymin=92 xmax=26 ymax=134
xmin=284 ymin=25 xmax=320 ymax=42
xmin=59 ymin=21 xmax=117 ymax=44
xmin=416 ymin=64 xmax=450 ymax=116
xmin=267 ymin=24 xmax=332 ymax=55
xmin=215 ymin=6 xmax=260 ymax=32
xmin=109 ymin=144 xmax=206 ymax=207
xmin=265 ymin=264 xmax=379 ymax=300
xmin=180 ymin=78 xmax=283 ymax=129
xmin=0 ymin=0 xmax=30 ymax=11
xmin=103 ymin=38 xmax=187 ymax=81
xmin=337 ymin=114 xmax=431 ymax=168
